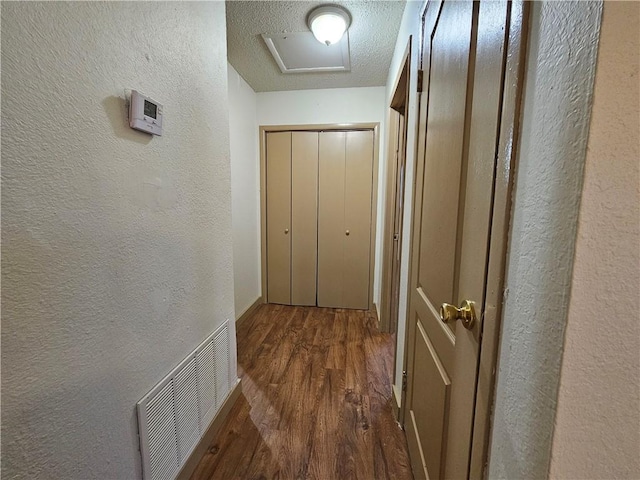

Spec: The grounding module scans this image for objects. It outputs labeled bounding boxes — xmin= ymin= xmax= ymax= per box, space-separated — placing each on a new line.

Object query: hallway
xmin=190 ymin=304 xmax=413 ymax=479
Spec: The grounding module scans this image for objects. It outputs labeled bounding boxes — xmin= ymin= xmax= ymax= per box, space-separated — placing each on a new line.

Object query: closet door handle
xmin=285 ymin=228 xmax=289 ymax=234
xmin=345 ymin=230 xmax=350 ymax=236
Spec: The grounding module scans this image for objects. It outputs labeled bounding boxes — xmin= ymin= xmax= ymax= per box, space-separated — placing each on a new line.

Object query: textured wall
xmin=549 ymin=2 xmax=640 ymax=478
xmin=257 ymin=86 xmax=387 ymax=309
xmin=1 ymin=2 xmax=235 ymax=479
xmin=228 ymin=65 xmax=261 ymax=317
xmin=488 ymin=2 xmax=603 ymax=478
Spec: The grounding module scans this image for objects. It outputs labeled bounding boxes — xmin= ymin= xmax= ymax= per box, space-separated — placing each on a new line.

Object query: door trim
xmin=380 ymin=39 xmax=411 ymax=334
xmin=378 ymin=110 xmax=400 ymax=331
xmin=467 ymin=3 xmax=530 ymax=476
xmin=400 ymin=0 xmax=433 ymax=429
xmin=259 ymin=123 xmax=380 ymax=310
xmin=398 ymin=1 xmax=530 ymax=477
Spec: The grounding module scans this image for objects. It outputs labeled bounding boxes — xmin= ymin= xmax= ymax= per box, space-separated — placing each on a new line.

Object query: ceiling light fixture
xmin=307 ymin=5 xmax=351 ymax=46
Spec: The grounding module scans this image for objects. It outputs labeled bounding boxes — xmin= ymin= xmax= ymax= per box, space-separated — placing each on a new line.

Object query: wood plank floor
xmin=190 ymin=304 xmax=414 ymax=480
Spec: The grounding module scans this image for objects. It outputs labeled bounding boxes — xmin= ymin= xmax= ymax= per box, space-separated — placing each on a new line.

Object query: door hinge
xmin=417 ymin=69 xmax=424 ymax=93
xmin=402 ymin=370 xmax=408 ymax=392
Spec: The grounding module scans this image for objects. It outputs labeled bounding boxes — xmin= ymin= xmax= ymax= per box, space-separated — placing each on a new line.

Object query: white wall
xmin=549 ymin=2 xmax=640 ymax=478
xmin=384 ymin=0 xmax=423 ymax=406
xmin=228 ymin=64 xmax=261 ymax=317
xmin=488 ymin=2 xmax=603 ymax=478
xmin=257 ymin=86 xmax=387 ymax=307
xmin=1 ymin=3 xmax=235 ymax=479
xmin=257 ymin=87 xmax=386 ymax=127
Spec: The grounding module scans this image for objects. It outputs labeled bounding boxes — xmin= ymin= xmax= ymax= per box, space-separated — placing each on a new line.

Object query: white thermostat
xmin=129 ymin=90 xmax=163 ymax=135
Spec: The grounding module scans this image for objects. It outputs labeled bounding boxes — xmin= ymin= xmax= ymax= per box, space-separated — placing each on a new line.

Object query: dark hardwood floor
xmin=190 ymin=303 xmax=414 ymax=480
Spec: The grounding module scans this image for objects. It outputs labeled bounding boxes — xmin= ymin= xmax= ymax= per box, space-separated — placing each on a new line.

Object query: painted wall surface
xmin=549 ymin=2 xmax=640 ymax=478
xmin=257 ymin=86 xmax=387 ymax=307
xmin=228 ymin=64 xmax=261 ymax=317
xmin=1 ymin=3 xmax=236 ymax=479
xmin=488 ymin=2 xmax=603 ymax=478
xmin=257 ymin=86 xmax=386 ymax=127
xmin=384 ymin=0 xmax=423 ymax=406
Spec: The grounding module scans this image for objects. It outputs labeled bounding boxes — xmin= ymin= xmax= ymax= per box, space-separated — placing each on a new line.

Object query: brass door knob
xmin=439 ymin=300 xmax=476 ymax=330
xmin=284 ymin=228 xmax=289 ymax=234
xmin=346 ymin=230 xmax=350 ymax=236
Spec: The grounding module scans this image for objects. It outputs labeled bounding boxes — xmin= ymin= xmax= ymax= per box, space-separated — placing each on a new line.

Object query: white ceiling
xmin=226 ymin=1 xmax=406 ymax=92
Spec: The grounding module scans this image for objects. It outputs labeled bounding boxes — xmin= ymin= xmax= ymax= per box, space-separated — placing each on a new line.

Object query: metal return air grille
xmin=137 ymin=321 xmax=236 ymax=480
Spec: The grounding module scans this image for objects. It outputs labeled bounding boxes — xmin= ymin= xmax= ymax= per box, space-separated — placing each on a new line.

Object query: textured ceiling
xmin=226 ymin=1 xmax=406 ymax=92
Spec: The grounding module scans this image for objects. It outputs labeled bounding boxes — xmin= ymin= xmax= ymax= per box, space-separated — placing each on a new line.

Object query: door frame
xmin=380 ymin=39 xmax=411 ymax=334
xmin=259 ymin=123 xmax=381 ymax=311
xmin=398 ymin=1 xmax=530 ymax=477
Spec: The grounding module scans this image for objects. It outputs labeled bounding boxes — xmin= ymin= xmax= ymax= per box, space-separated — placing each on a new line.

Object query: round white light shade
xmin=308 ymin=6 xmax=351 ymax=46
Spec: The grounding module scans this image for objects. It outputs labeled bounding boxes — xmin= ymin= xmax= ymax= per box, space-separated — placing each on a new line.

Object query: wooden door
xmin=404 ymin=1 xmax=525 ymax=478
xmin=382 ymin=44 xmax=411 ymax=334
xmin=318 ymin=131 xmax=346 ymax=308
xmin=380 ymin=109 xmax=400 ymax=330
xmin=318 ymin=130 xmax=373 ymax=309
xmin=344 ymin=130 xmax=374 ymax=309
xmin=266 ymin=131 xmax=291 ymax=305
xmin=389 ymin=113 xmax=406 ymax=334
xmin=291 ymin=131 xmax=319 ymax=306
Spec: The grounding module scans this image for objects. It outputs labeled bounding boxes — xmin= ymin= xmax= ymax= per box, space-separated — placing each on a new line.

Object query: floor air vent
xmin=137 ymin=321 xmax=236 ymax=480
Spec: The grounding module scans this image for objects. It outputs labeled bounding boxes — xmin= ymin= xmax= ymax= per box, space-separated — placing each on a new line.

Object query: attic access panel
xmin=261 ymin=31 xmax=351 ymax=74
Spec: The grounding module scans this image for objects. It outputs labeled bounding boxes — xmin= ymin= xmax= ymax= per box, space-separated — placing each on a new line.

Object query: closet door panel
xmin=291 ymin=131 xmax=319 ymax=306
xmin=266 ymin=132 xmax=292 ymax=305
xmin=344 ymin=130 xmax=374 ymax=309
xmin=317 ymin=131 xmax=346 ymax=308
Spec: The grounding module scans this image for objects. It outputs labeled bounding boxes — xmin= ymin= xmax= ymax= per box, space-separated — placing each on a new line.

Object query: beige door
xmin=266 ymin=131 xmax=291 ymax=305
xmin=404 ymin=1 xmax=524 ymax=478
xmin=266 ymin=131 xmax=319 ymax=306
xmin=389 ymin=113 xmax=406 ymax=334
xmin=318 ymin=130 xmax=374 ymax=309
xmin=291 ymin=131 xmax=319 ymax=306
xmin=382 ymin=46 xmax=410 ymax=335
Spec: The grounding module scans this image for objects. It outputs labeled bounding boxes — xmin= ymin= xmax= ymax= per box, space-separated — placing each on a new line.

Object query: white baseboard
xmin=236 ymin=296 xmax=263 ymax=327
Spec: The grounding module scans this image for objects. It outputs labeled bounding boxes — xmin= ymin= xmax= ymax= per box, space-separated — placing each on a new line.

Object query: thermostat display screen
xmin=129 ymin=90 xmax=162 ymax=135
xmin=144 ymin=100 xmax=157 ymax=119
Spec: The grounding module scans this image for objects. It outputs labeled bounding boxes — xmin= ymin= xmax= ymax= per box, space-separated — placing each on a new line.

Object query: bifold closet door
xmin=344 ymin=131 xmax=374 ymax=308
xmin=266 ymin=131 xmax=318 ymax=306
xmin=266 ymin=132 xmax=291 ymax=304
xmin=291 ymin=131 xmax=318 ymax=306
xmin=318 ymin=132 xmax=346 ymax=307
xmin=318 ymin=130 xmax=374 ymax=309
